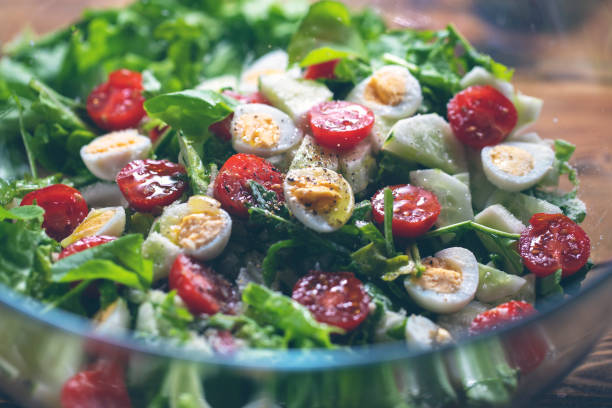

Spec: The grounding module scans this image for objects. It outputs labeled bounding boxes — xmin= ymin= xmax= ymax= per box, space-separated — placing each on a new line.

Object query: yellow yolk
xmin=84 ymin=132 xmax=139 ymax=154
xmin=234 ymin=113 xmax=281 ymax=148
xmin=61 ymin=209 xmax=115 ymax=247
xmin=243 ymin=68 xmax=284 ymax=86
xmin=175 ymin=213 xmax=226 ymax=250
xmin=413 ymin=257 xmax=462 ymax=294
xmin=364 ymin=70 xmax=407 ymax=106
xmin=287 ymin=173 xmax=342 ymax=214
xmin=490 ymin=145 xmax=535 ymax=177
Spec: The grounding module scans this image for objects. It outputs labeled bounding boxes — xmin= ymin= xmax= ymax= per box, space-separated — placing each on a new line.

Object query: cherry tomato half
xmin=58 ymin=236 xmax=117 ymax=259
xmin=169 ymin=254 xmax=239 ymax=316
xmin=447 ymin=85 xmax=518 ymax=149
xmin=209 ymin=90 xmax=270 ymax=141
xmin=292 ymin=271 xmax=370 ymax=331
xmin=308 ymin=101 xmax=375 ymax=151
xmin=86 ymin=69 xmax=146 ymax=131
xmin=303 ymin=59 xmax=340 ymax=80
xmin=371 ymin=184 xmax=441 ymax=238
xmin=61 ymin=359 xmax=131 ymax=408
xmin=519 ymin=213 xmax=590 ymax=277
xmin=470 ymin=300 xmax=547 ymax=373
xmin=20 ymin=184 xmax=88 ymax=241
xmin=116 ymin=159 xmax=187 ymax=212
xmin=213 ymin=153 xmax=284 ymax=218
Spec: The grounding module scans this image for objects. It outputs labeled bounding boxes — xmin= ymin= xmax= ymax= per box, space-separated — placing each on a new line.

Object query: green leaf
xmin=208 ymin=314 xmax=285 ymax=349
xmin=383 ymin=187 xmax=395 ymax=257
xmin=0 ymin=204 xmax=44 ymax=228
xmin=262 ymin=239 xmax=300 ymax=286
xmin=177 ymin=133 xmax=212 ymax=196
xmin=537 ymin=269 xmax=564 ymax=300
xmin=351 ymin=242 xmax=412 ymax=278
xmin=287 ymin=0 xmax=365 ymax=66
xmin=144 ymin=89 xmax=237 ymax=138
xmin=50 ymin=234 xmax=153 ymax=290
xmin=242 ymin=283 xmax=343 ymax=348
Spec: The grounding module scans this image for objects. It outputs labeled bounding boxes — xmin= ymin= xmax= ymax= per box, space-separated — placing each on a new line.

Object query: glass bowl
xmin=1 ymin=1 xmax=611 ymax=407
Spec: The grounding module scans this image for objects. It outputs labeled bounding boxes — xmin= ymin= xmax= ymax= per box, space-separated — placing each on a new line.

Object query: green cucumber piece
xmin=410 ymin=169 xmax=474 ymax=227
xmin=339 ymin=139 xmax=377 ymax=194
xmin=476 ymin=263 xmax=527 ymax=303
xmin=258 ymin=73 xmax=332 ymax=125
xmin=486 ymin=190 xmax=562 ymax=224
xmin=383 ymin=113 xmax=467 ymax=174
xmin=474 ymin=204 xmax=525 ymax=234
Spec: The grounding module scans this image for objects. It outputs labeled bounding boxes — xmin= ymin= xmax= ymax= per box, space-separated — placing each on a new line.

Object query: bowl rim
xmin=1 ymin=260 xmax=611 ymax=371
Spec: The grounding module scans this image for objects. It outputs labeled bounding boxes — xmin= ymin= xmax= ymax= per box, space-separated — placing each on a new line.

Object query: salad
xmin=0 ymin=0 xmax=594 ymax=406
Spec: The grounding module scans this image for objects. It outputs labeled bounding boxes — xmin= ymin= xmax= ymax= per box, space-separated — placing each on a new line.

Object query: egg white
xmin=347 ymin=65 xmax=422 ymax=120
xmin=284 ymin=167 xmax=354 ymax=233
xmin=231 ymin=103 xmax=303 ymax=157
xmin=481 ymin=141 xmax=554 ymax=192
xmin=239 ymin=50 xmax=299 ymax=93
xmin=404 ymin=247 xmax=479 ymax=314
xmin=80 ymin=129 xmax=151 ymax=181
xmin=157 ymin=196 xmax=232 ymax=261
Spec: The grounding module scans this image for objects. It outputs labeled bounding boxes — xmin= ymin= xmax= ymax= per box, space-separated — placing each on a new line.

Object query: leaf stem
xmin=383 ymin=187 xmax=395 ymax=257
xmin=421 ymin=221 xmax=520 ymax=240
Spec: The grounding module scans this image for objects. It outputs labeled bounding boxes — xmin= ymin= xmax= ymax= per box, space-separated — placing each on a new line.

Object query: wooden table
xmin=1 ymin=1 xmax=611 ymax=407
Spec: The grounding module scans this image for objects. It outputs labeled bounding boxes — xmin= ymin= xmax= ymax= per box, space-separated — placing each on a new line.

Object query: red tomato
xmin=213 ymin=153 xmax=284 ymax=218
xmin=209 ymin=90 xmax=270 ymax=141
xmin=61 ymin=359 xmax=131 ymax=408
xmin=116 ymin=159 xmax=187 ymax=212
xmin=292 ymin=271 xmax=370 ymax=331
xmin=371 ymin=184 xmax=441 ymax=238
xmin=308 ymin=101 xmax=375 ymax=151
xmin=519 ymin=213 xmax=590 ymax=277
xmin=447 ymin=85 xmax=518 ymax=149
xmin=210 ymin=330 xmax=238 ymax=354
xmin=470 ymin=301 xmax=536 ymax=334
xmin=470 ymin=301 xmax=547 ymax=373
xmin=303 ymin=59 xmax=340 ymax=80
xmin=169 ymin=254 xmax=239 ymax=315
xmin=59 ymin=236 xmax=116 ymax=259
xmin=86 ymin=69 xmax=146 ymax=131
xmin=20 ymin=184 xmax=88 ymax=241
xmin=148 ymin=124 xmax=169 ymax=144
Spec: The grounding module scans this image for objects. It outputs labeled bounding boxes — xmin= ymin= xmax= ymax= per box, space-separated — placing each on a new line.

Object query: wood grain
xmin=0 ymin=1 xmax=611 ymax=407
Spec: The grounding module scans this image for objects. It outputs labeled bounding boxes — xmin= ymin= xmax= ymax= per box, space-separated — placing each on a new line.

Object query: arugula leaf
xmin=351 ymin=242 xmax=412 ymax=278
xmin=0 ymin=205 xmax=44 ymax=226
xmin=0 ymin=173 xmax=64 ymax=206
xmin=144 ymin=89 xmax=237 ymax=138
xmin=537 ymin=269 xmax=564 ymax=300
xmin=177 ymin=133 xmax=212 ymax=195
xmin=533 ymin=190 xmax=586 ymax=224
xmin=383 ymin=187 xmax=395 ymax=257
xmin=50 ymin=234 xmax=153 ymax=290
xmin=242 ymin=283 xmax=343 ymax=348
xmin=262 ymin=239 xmax=300 ymax=286
xmin=287 ymin=0 xmax=365 ymax=66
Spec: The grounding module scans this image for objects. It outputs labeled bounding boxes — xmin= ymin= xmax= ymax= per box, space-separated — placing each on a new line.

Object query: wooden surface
xmin=0 ymin=1 xmax=611 ymax=407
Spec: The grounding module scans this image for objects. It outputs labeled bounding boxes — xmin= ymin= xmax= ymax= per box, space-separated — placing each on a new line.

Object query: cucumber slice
xmin=460 ymin=66 xmax=514 ymax=98
xmin=196 ymin=75 xmax=238 ymax=92
xmin=410 ymin=169 xmax=474 ymax=227
xmin=512 ymin=91 xmax=543 ymax=135
xmin=383 ymin=114 xmax=467 ymax=174
xmin=142 ymin=231 xmax=181 ymax=281
xmin=436 ymin=301 xmax=490 ymax=338
xmin=466 ymin=147 xmax=497 ymax=211
xmin=339 ymin=138 xmax=377 ymax=194
xmin=476 ymin=263 xmax=527 ymax=303
xmin=289 ymin=135 xmax=339 ymax=171
xmin=474 ymin=204 xmax=525 ymax=234
xmin=454 ymin=172 xmax=470 ymax=186
xmin=370 ymin=115 xmax=395 ymax=152
xmin=486 ymin=190 xmax=562 ymax=224
xmin=258 ymin=73 xmax=333 ymax=126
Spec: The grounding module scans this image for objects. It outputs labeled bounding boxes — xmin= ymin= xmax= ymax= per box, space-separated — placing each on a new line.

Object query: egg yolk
xmin=287 ymin=172 xmax=342 ymax=214
xmin=234 ymin=113 xmax=280 ymax=148
xmin=490 ymin=145 xmax=534 ymax=177
xmin=243 ymin=68 xmax=284 ymax=86
xmin=85 ymin=132 xmax=139 ymax=154
xmin=61 ymin=209 xmax=115 ymax=247
xmin=364 ymin=70 xmax=406 ymax=106
xmin=176 ymin=213 xmax=226 ymax=250
xmin=414 ymin=257 xmax=462 ymax=294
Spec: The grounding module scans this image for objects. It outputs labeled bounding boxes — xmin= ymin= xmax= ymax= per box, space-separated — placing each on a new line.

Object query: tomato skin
xmin=59 ymin=236 xmax=117 ymax=259
xmin=292 ymin=271 xmax=370 ymax=331
xmin=169 ymin=254 xmax=239 ymax=315
xmin=61 ymin=359 xmax=131 ymax=408
xmin=447 ymin=85 xmax=518 ymax=149
xmin=308 ymin=101 xmax=375 ymax=151
xmin=470 ymin=301 xmax=547 ymax=373
xmin=20 ymin=184 xmax=88 ymax=241
xmin=86 ymin=69 xmax=146 ymax=131
xmin=116 ymin=159 xmax=187 ymax=212
xmin=519 ymin=213 xmax=590 ymax=277
xmin=213 ymin=153 xmax=284 ymax=218
xmin=303 ymin=59 xmax=340 ymax=80
xmin=148 ymin=124 xmax=169 ymax=143
xmin=371 ymin=184 xmax=441 ymax=238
